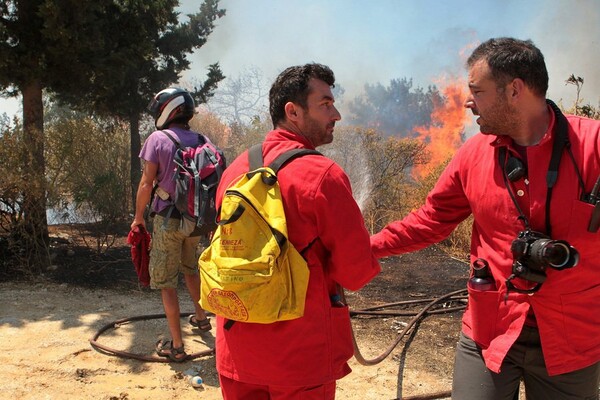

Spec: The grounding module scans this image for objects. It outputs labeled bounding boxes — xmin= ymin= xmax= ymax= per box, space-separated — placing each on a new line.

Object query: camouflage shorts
xmin=149 ymin=214 xmax=205 ymax=289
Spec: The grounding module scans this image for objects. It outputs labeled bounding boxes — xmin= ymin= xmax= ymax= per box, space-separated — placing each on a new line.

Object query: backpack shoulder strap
xmin=247 ymin=143 xmax=321 ymax=173
xmin=196 ymin=133 xmax=208 ymax=147
xmin=270 ymin=148 xmax=321 ymax=173
xmin=248 ymin=143 xmax=264 ymax=170
xmin=161 ymin=130 xmax=184 ymax=151
xmin=163 ymin=129 xmax=208 ymax=149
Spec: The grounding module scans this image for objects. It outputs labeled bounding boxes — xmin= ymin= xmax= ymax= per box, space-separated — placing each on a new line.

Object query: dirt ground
xmin=0 ymin=225 xmax=471 ymax=400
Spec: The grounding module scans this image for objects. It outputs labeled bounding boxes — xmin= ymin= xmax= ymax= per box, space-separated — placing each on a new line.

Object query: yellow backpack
xmin=199 ymin=144 xmax=320 ymax=325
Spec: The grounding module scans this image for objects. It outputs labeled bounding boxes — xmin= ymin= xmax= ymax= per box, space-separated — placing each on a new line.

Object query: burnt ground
xmin=40 ymin=223 xmax=471 ymax=295
xmin=44 ymin=223 xmax=139 ymax=289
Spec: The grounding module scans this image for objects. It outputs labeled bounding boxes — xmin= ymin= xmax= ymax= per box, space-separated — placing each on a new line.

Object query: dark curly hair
xmin=467 ymin=37 xmax=548 ymax=97
xmin=269 ymin=63 xmax=336 ymax=127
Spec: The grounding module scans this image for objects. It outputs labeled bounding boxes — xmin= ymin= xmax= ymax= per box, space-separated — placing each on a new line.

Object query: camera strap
xmin=500 ymin=100 xmax=585 ymax=297
xmin=505 ymin=277 xmax=543 ymax=296
xmin=499 ymin=100 xmax=585 ymax=236
xmin=545 ymin=100 xmax=569 ymax=237
xmin=499 ymin=147 xmax=531 ymax=230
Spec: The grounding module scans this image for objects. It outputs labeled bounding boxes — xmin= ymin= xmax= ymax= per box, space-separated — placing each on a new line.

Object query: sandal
xmin=155 ymin=339 xmax=188 ymax=363
xmin=189 ymin=315 xmax=212 ymax=332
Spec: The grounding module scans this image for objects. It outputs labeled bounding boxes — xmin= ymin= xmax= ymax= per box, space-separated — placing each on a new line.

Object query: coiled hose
xmin=90 ymin=290 xmax=468 ymax=398
xmin=89 ymin=312 xmax=214 ymax=363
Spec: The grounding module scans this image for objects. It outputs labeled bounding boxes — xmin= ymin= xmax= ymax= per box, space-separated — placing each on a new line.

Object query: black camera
xmin=510 ymin=230 xmax=579 ymax=285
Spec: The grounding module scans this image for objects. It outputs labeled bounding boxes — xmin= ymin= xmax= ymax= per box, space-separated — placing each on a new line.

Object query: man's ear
xmin=284 ymin=102 xmax=300 ymax=122
xmin=508 ymin=78 xmax=526 ymax=101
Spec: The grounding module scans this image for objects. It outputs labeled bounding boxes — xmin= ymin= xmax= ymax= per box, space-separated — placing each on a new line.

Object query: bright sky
xmin=182 ymin=0 xmax=600 ymax=112
xmin=2 ymin=0 xmax=598 ymax=120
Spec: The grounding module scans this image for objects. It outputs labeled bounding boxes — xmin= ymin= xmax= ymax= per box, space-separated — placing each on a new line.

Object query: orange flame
xmin=413 ymin=78 xmax=471 ymax=179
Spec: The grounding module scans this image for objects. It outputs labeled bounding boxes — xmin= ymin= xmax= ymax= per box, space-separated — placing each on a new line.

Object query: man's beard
xmin=304 ymin=117 xmax=334 ymax=146
xmin=479 ymin=99 xmax=519 ymax=136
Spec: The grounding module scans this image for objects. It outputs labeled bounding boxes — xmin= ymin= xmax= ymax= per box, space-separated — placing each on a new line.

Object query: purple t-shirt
xmin=139 ymin=127 xmax=207 ymax=213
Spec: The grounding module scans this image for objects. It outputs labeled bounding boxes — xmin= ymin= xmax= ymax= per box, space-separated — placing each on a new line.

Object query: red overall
xmin=371 ymin=108 xmax=600 ymax=375
xmin=214 ymin=129 xmax=381 ymax=388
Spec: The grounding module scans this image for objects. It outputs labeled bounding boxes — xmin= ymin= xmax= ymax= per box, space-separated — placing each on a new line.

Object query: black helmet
xmin=147 ymin=87 xmax=195 ymax=129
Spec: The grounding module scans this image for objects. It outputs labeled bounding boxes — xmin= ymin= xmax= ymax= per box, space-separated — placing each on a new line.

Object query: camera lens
xmin=543 ymin=242 xmax=570 ymax=268
xmin=530 ymin=239 xmax=579 ymax=269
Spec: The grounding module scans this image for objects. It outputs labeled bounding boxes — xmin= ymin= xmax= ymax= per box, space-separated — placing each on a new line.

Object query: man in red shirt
xmin=214 ymin=63 xmax=381 ymax=399
xmin=371 ymin=38 xmax=600 ymax=399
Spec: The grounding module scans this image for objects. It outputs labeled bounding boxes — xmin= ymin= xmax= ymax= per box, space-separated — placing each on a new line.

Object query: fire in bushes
xmin=413 ymin=78 xmax=472 ymax=179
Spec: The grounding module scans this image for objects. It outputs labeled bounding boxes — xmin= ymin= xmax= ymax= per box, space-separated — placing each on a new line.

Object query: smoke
xmin=182 ymin=0 xmax=599 ymax=112
xmin=529 ymin=2 xmax=600 ymax=106
xmin=321 ymin=128 xmax=373 ymax=212
xmin=3 ymin=1 xmax=596 ymax=124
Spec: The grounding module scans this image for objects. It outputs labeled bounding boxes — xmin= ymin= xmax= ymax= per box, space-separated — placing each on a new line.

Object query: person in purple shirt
xmin=131 ymin=87 xmax=212 ymax=362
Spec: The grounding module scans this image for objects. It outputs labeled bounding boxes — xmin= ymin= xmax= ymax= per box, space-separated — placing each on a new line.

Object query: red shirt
xmin=215 ymin=129 xmax=380 ymax=386
xmin=371 ymin=108 xmax=600 ymax=375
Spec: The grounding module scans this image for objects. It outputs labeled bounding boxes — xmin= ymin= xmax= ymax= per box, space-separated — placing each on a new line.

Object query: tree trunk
xmin=21 ymin=79 xmax=50 ymax=272
xmin=129 ymin=114 xmax=141 ymax=210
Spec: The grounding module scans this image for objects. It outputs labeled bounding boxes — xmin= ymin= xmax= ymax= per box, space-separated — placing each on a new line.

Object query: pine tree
xmin=0 ymin=0 xmax=225 ymax=271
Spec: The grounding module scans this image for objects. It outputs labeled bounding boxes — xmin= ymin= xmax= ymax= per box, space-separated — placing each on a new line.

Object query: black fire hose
xmin=90 ymin=291 xmax=466 ymax=398
xmin=345 ymin=288 xmax=468 ymax=400
xmin=346 ymin=287 xmax=467 ymax=366
xmin=395 ymin=391 xmax=453 ymax=400
xmin=89 ymin=312 xmax=215 ymax=363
